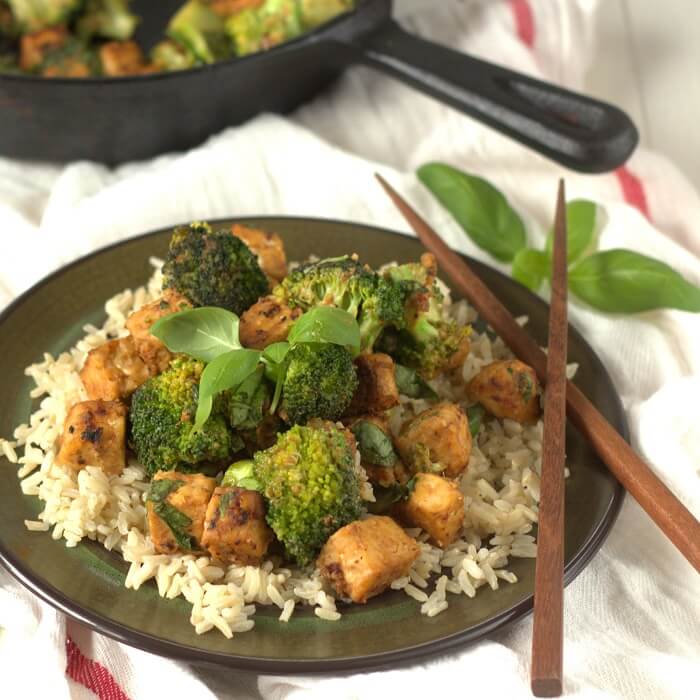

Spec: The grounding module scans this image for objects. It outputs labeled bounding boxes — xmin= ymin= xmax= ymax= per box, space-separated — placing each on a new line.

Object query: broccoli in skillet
xmin=151 ymin=38 xmax=196 ymax=71
xmin=377 ymin=253 xmax=470 ymax=377
xmin=224 ymin=0 xmax=302 ymax=56
xmin=229 ymin=420 xmax=364 ymax=565
xmin=298 ymin=0 xmax=354 ymax=30
xmin=280 ymin=342 xmax=358 ymax=424
xmin=162 ymin=221 xmax=268 ymax=316
xmin=75 ymin=0 xmax=138 ymax=41
xmin=6 ymin=0 xmax=81 ymax=33
xmin=129 ymin=357 xmax=238 ymax=477
xmin=167 ymin=0 xmax=232 ymax=64
xmin=273 ymin=255 xmax=410 ymax=351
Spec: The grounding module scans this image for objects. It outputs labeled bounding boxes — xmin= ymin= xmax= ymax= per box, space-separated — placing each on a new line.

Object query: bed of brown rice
xmin=0 ymin=259 xmax=572 ymax=638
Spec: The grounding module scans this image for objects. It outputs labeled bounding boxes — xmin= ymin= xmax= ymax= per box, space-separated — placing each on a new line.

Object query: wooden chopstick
xmin=530 ymin=180 xmax=568 ymax=697
xmin=375 ymin=173 xmax=700 ymax=574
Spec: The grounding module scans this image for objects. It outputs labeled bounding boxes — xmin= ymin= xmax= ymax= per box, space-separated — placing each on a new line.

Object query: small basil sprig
xmin=512 ymin=198 xmax=599 ymax=293
xmin=417 ymin=162 xmax=526 ymax=262
xmin=152 ymin=305 xmax=362 ymax=428
xmin=419 ymin=162 xmax=700 ymax=316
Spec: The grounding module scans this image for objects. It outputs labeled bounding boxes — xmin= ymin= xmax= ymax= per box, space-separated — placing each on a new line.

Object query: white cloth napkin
xmin=1 ymin=1 xmax=699 ymax=698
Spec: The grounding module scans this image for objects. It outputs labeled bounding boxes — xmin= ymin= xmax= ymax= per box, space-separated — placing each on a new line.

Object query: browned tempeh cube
xmin=394 ymin=473 xmax=465 ymax=547
xmin=318 ymin=516 xmax=420 ymax=603
xmin=395 ymin=402 xmax=471 ymax=478
xmin=56 ymin=400 xmax=127 ymax=475
xmin=20 ymin=26 xmax=68 ymax=71
xmin=201 ymin=486 xmax=273 ymax=565
xmin=239 ymin=295 xmax=301 ymax=350
xmin=468 ymin=359 xmax=541 ymax=424
xmin=232 ymin=224 xmax=287 ymax=284
xmin=99 ymin=40 xmax=148 ymax=77
xmin=147 ymin=471 xmax=217 ymax=555
xmin=80 ymin=336 xmax=151 ymax=402
xmin=346 ymin=353 xmax=399 ymax=415
xmin=125 ymin=289 xmax=192 ymax=373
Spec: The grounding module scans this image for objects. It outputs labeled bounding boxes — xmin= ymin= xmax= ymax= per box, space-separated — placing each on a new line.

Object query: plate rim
xmin=0 ymin=216 xmax=627 ymax=673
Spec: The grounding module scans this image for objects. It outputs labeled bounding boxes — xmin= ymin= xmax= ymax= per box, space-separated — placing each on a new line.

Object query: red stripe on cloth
xmin=615 ymin=166 xmax=650 ymax=219
xmin=66 ymin=636 xmax=130 ymax=700
xmin=509 ymin=0 xmax=535 ymax=48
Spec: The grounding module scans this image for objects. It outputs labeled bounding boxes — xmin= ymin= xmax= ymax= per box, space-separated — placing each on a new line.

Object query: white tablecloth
xmin=1 ymin=1 xmax=698 ymax=698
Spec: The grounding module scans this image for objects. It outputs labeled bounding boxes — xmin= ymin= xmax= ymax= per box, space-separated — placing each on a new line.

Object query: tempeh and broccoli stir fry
xmin=0 ymin=0 xmax=354 ymax=77
xmin=53 ymin=220 xmax=543 ymax=606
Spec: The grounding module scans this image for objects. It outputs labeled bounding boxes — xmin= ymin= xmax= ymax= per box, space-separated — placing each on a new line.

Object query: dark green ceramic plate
xmin=0 ymin=218 xmax=626 ymax=673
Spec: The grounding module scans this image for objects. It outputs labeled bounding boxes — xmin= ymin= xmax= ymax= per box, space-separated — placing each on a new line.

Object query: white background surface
xmin=397 ymin=0 xmax=700 ymax=189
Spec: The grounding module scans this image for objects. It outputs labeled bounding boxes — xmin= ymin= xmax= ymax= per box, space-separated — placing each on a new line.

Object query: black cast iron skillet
xmin=0 ymin=0 xmax=638 ymax=168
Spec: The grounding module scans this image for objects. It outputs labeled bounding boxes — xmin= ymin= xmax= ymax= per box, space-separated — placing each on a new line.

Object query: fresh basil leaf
xmin=155 ymin=502 xmax=193 ymax=550
xmin=569 ymin=249 xmax=700 ymax=313
xmin=146 ymin=479 xmax=184 ymax=504
xmin=222 ymin=459 xmax=261 ymax=491
xmin=417 ymin=162 xmax=527 ymax=262
xmin=150 ymin=307 xmax=242 ymax=362
xmin=218 ymin=490 xmax=234 ymax=518
xmin=467 ymin=404 xmax=486 ymax=437
xmin=511 ymin=249 xmax=550 ymax=292
xmin=287 ymin=306 xmax=361 ymax=355
xmin=194 ymin=348 xmax=262 ymax=429
xmin=394 ymin=363 xmax=437 ymax=399
xmin=546 ymin=199 xmax=598 ymax=264
xmin=351 ymin=420 xmax=397 ymax=468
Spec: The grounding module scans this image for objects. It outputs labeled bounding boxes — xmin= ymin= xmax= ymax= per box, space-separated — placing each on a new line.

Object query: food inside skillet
xmin=4 ymin=220 xmax=556 ymax=637
xmin=0 ymin=0 xmax=354 ymax=77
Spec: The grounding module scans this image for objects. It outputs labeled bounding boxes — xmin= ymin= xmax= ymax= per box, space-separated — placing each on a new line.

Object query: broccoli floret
xmin=273 ymin=255 xmax=407 ymax=351
xmin=225 ymin=0 xmax=302 ymax=56
xmin=379 ymin=259 xmax=470 ymax=377
xmin=150 ymin=38 xmax=196 ymax=71
xmin=281 ymin=342 xmax=358 ymax=424
xmin=167 ymin=0 xmax=232 ymax=64
xmin=252 ymin=421 xmax=364 ymax=564
xmin=76 ymin=0 xmax=138 ymax=41
xmin=298 ymin=0 xmax=354 ymax=30
xmin=7 ymin=0 xmax=80 ymax=32
xmin=162 ymin=221 xmax=268 ymax=315
xmin=129 ymin=357 xmax=238 ymax=477
xmin=275 ymin=255 xmax=369 ymax=313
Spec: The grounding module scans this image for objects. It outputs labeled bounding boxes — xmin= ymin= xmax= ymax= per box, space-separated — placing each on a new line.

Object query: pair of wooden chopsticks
xmin=376 ymin=173 xmax=700 ymax=694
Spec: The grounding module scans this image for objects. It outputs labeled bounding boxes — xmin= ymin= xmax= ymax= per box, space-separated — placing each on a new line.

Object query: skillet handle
xmin=349 ymin=20 xmax=638 ymax=173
